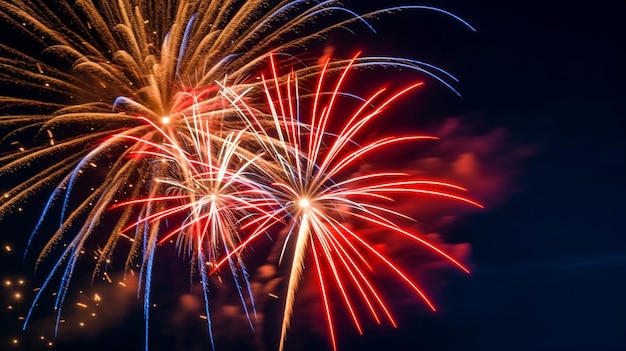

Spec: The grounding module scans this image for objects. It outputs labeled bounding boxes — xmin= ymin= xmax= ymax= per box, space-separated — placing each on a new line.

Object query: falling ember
xmin=46 ymin=130 xmax=55 ymax=146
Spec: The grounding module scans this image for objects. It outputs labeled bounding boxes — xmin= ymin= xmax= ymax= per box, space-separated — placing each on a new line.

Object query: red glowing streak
xmin=211 ymin=54 xmax=483 ymax=351
xmin=113 ymin=54 xmax=482 ymax=351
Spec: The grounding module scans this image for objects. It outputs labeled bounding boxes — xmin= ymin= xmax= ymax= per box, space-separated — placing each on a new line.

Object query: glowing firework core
xmin=0 ymin=1 xmax=481 ymax=350
xmin=298 ymin=198 xmax=311 ymax=209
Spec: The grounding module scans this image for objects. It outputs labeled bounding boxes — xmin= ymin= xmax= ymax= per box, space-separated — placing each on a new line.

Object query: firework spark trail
xmin=0 ymin=1 xmax=477 ymax=349
xmin=212 ymin=55 xmax=483 ymax=351
xmin=0 ymin=0 xmax=473 ymax=269
xmin=108 ymin=92 xmax=288 ymax=347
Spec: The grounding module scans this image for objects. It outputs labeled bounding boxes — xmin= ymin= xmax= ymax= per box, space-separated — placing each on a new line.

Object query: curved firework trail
xmin=212 ymin=54 xmax=483 ymax=351
xmin=0 ymin=0 xmax=476 ymax=350
xmin=110 ymin=97 xmax=282 ymax=348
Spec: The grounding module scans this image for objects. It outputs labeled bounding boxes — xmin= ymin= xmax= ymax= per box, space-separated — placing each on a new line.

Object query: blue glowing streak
xmin=352 ymin=60 xmax=462 ymax=97
xmin=176 ymin=15 xmax=196 ymax=76
xmin=199 ymin=251 xmax=216 ymax=350
xmin=386 ymin=5 xmax=476 ymax=32
xmin=142 ymin=230 xmax=156 ymax=351
xmin=224 ymin=241 xmax=256 ymax=330
xmin=307 ymin=6 xmax=377 ymax=33
xmin=24 ymin=184 xmax=65 ymax=261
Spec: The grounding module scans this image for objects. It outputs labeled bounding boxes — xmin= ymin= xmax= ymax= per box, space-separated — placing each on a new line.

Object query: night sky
xmin=1 ymin=1 xmax=625 ymax=351
xmin=429 ymin=2 xmax=626 ymax=350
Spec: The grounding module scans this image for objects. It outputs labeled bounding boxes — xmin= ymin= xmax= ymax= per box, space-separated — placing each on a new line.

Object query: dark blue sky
xmin=296 ymin=1 xmax=625 ymax=350
xmin=428 ymin=1 xmax=626 ymax=350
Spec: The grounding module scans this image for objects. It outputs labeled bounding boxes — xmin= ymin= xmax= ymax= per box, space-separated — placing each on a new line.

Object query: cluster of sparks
xmin=0 ymin=1 xmax=480 ymax=350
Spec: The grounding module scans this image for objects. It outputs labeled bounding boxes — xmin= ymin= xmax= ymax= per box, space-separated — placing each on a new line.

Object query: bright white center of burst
xmin=210 ymin=193 xmax=218 ymax=202
xmin=298 ymin=198 xmax=310 ymax=209
xmin=161 ymin=116 xmax=170 ymax=124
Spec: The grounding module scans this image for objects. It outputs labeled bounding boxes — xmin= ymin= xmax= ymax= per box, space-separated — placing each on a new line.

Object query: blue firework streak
xmin=0 ymin=1 xmax=475 ymax=350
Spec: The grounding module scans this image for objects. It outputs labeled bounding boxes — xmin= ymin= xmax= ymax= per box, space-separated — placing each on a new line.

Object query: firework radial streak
xmin=109 ymin=96 xmax=284 ymax=348
xmin=0 ymin=0 xmax=476 ymax=350
xmin=211 ymin=55 xmax=483 ymax=351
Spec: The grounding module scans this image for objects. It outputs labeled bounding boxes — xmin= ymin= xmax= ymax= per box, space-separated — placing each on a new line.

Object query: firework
xmin=111 ymin=92 xmax=285 ymax=348
xmin=0 ymin=0 xmax=476 ymax=349
xmin=210 ymin=55 xmax=482 ymax=351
